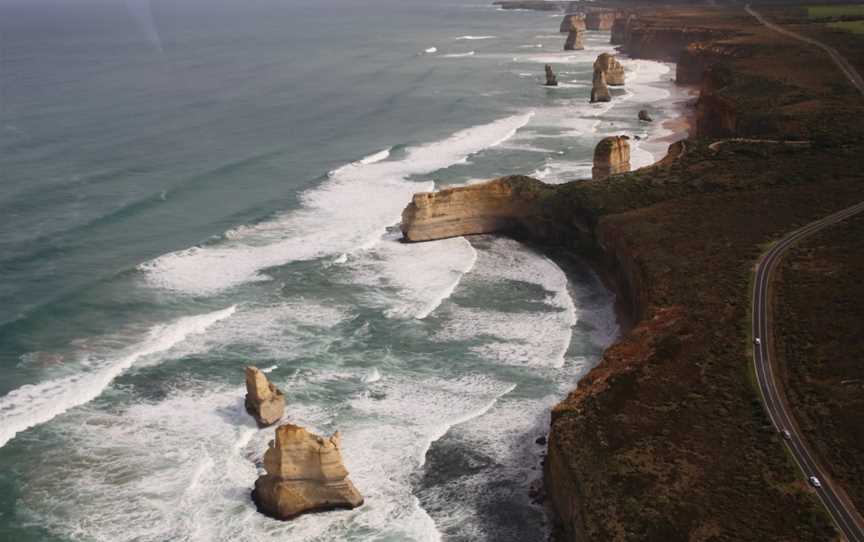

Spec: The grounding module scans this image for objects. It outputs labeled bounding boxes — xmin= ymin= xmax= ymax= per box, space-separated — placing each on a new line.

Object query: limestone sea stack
xmin=245 ymin=366 xmax=285 ymax=427
xmin=559 ymin=13 xmax=582 ymax=33
xmin=252 ymin=424 xmax=364 ymax=520
xmin=544 ymin=64 xmax=558 ymax=86
xmin=592 ymin=136 xmax=631 ymax=180
xmin=593 ymin=53 xmax=625 ymax=86
xmin=590 ymin=68 xmax=611 ymax=103
xmin=563 ymin=15 xmax=585 ymax=51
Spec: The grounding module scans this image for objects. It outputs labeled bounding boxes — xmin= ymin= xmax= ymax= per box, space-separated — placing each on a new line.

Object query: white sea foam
xmin=437 ymin=238 xmax=577 ymax=368
xmin=0 ymin=306 xmax=236 ymax=449
xmin=454 ymin=35 xmax=496 ymax=40
xmin=18 ymin=371 xmax=515 ymax=541
xmin=441 ymin=51 xmax=475 ymax=58
xmin=357 ymin=147 xmax=392 ymax=165
xmin=139 ymin=113 xmax=533 ymax=295
xmin=348 ymin=231 xmax=477 ymax=319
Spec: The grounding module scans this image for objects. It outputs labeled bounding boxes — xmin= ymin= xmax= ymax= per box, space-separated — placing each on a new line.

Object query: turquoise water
xmin=0 ymin=1 xmax=687 ymax=540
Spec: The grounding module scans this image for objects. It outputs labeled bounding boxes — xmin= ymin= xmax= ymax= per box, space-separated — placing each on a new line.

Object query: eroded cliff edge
xmin=401 ymin=5 xmax=864 ymax=539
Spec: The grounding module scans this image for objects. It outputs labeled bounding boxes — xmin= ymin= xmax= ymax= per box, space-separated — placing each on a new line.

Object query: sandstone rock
xmin=638 ymin=109 xmax=653 ymax=122
xmin=593 ymin=53 xmax=625 ymax=86
xmin=400 ymin=176 xmax=549 ymax=242
xmin=252 ymin=424 xmax=364 ymax=520
xmin=544 ymin=64 xmax=558 ymax=86
xmin=563 ymin=15 xmax=585 ymax=51
xmin=245 ymin=366 xmax=285 ymax=427
xmin=585 ymin=11 xmax=619 ymax=31
xmin=589 ymin=68 xmax=611 ymax=103
xmin=559 ymin=13 xmax=583 ymax=33
xmin=591 ymin=136 xmax=630 ymax=180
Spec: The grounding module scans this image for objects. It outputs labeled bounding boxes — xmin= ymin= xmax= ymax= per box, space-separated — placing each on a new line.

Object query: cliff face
xmin=610 ymin=14 xmax=636 ymax=45
xmin=623 ymin=25 xmax=729 ymax=62
xmin=400 ymin=176 xmax=550 ymax=243
xmin=696 ymin=67 xmax=737 ymax=137
xmin=585 ymin=11 xmax=619 ymax=31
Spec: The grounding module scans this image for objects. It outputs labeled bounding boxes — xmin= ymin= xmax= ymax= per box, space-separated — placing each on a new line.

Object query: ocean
xmin=0 ymin=0 xmax=688 ymax=540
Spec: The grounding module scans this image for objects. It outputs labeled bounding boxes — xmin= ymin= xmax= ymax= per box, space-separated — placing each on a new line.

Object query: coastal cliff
xmin=399 ymin=5 xmax=864 ymax=540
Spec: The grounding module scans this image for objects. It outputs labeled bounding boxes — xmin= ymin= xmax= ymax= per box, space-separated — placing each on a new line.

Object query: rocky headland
xmin=400 ymin=4 xmax=864 ymax=540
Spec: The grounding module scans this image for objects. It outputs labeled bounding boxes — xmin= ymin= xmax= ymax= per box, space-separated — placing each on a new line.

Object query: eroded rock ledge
xmin=400 ymin=176 xmax=550 ymax=243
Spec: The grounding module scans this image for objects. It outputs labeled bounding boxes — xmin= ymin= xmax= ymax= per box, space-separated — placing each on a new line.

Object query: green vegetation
xmin=828 ymin=20 xmax=864 ymax=33
xmin=807 ymin=4 xmax=864 ymax=18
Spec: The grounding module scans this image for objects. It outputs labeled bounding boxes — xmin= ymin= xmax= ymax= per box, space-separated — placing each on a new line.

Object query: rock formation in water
xmin=592 ymin=136 xmax=631 ymax=180
xmin=560 ymin=13 xmax=583 ymax=33
xmin=589 ymin=68 xmax=611 ymax=103
xmin=639 ymin=109 xmax=653 ymax=122
xmin=544 ymin=64 xmax=559 ymax=86
xmin=585 ymin=10 xmax=619 ymax=31
xmin=245 ymin=366 xmax=285 ymax=427
xmin=400 ymin=176 xmax=549 ymax=242
xmin=252 ymin=424 xmax=364 ymax=520
xmin=593 ymin=53 xmax=625 ymax=86
xmin=563 ymin=15 xmax=586 ymax=51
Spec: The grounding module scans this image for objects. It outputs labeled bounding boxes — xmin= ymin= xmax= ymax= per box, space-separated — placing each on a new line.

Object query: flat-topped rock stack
xmin=592 ymin=135 xmax=631 ymax=180
xmin=252 ymin=424 xmax=364 ymax=520
xmin=563 ymin=15 xmax=585 ymax=51
xmin=594 ymin=53 xmax=625 ymax=86
xmin=245 ymin=366 xmax=285 ymax=427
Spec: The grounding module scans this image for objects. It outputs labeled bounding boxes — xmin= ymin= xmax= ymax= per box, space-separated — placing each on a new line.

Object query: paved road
xmin=753 ymin=201 xmax=864 ymax=542
xmin=746 ymin=5 xmax=864 ymax=95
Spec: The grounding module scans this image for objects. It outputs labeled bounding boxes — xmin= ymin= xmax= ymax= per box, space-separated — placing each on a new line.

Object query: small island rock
xmin=245 ymin=366 xmax=285 ymax=427
xmin=592 ymin=135 xmax=631 ymax=180
xmin=638 ymin=109 xmax=654 ymax=122
xmin=544 ymin=64 xmax=558 ymax=86
xmin=252 ymin=424 xmax=364 ymax=520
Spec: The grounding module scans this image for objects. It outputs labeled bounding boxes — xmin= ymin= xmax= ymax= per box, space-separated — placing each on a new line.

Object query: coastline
xmin=399 ymin=4 xmax=864 ymax=539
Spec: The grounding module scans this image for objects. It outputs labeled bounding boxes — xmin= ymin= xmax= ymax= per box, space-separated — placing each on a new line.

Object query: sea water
xmin=0 ymin=0 xmax=687 ymax=540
